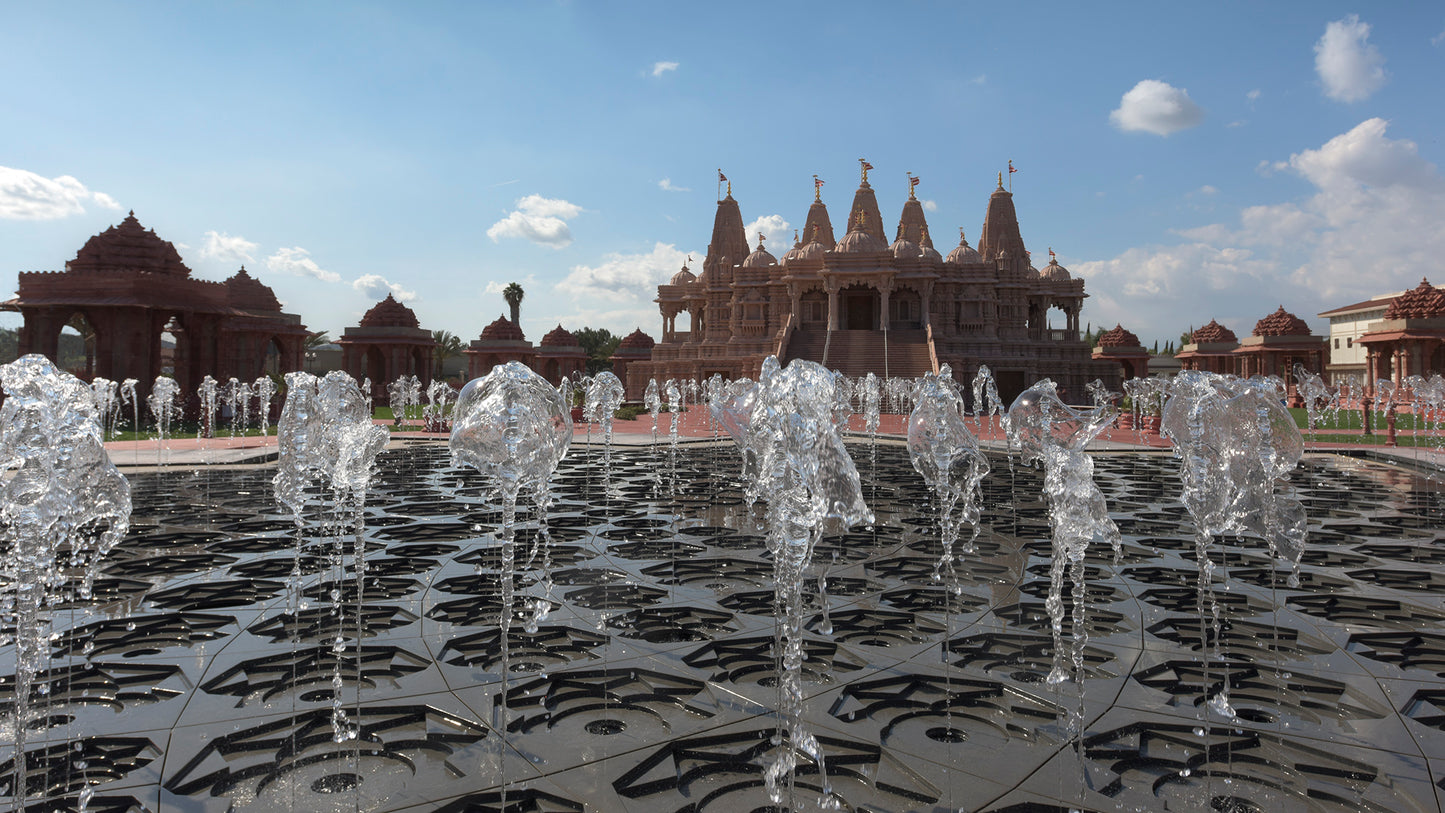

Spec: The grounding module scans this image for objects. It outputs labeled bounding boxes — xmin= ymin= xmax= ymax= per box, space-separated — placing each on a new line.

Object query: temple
xmin=1 ymin=212 xmax=308 ymax=399
xmin=632 ymin=165 xmax=1119 ymax=403
xmin=337 ymin=294 xmax=436 ymax=401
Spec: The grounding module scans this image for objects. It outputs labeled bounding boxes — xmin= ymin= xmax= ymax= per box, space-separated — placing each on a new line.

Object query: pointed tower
xmin=846 ymin=160 xmax=886 ymax=244
xmin=801 ymin=177 xmax=837 ymax=248
xmin=977 ymin=172 xmax=1028 ymax=273
xmin=703 ymin=183 xmax=749 ymax=282
xmin=896 ymin=176 xmax=931 ymax=246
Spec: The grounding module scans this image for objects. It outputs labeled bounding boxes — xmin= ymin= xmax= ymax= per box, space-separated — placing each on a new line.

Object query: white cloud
xmin=745 ymin=214 xmax=790 ymax=254
xmin=486 ymin=194 xmax=582 ymax=248
xmin=659 ymin=178 xmax=690 ymax=192
xmin=483 ymin=275 xmax=538 ymax=297
xmin=651 ymin=61 xmax=678 ymax=77
xmin=970 ymin=74 xmax=987 ymax=85
xmin=265 ymin=246 xmax=341 ymax=283
xmin=1076 ymin=118 xmax=1445 ymax=340
xmin=352 ymin=274 xmax=416 ymax=302
xmin=556 ymin=242 xmax=693 ymax=305
xmin=1109 ymin=80 xmax=1204 ymax=136
xmin=1315 ymin=15 xmax=1387 ymax=102
xmin=1246 ymin=89 xmax=1262 ymax=103
xmin=1226 ymin=120 xmax=1247 ymax=128
xmin=0 ymin=166 xmax=120 ymax=219
xmin=921 ymin=199 xmax=938 ymax=212
xmin=1433 ymin=28 xmax=1445 ymax=46
xmin=1197 ymin=185 xmax=1218 ymax=196
xmin=199 ymin=230 xmax=258 ymax=265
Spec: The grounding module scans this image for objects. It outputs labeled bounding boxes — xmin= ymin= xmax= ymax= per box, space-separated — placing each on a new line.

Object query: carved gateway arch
xmin=2 ymin=213 xmax=308 ymax=400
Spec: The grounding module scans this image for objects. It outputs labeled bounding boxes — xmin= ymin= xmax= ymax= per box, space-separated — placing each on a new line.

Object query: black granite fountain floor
xmin=5 ymin=442 xmax=1445 ymax=812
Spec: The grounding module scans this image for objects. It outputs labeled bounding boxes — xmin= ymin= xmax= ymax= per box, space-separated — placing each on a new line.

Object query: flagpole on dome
xmin=718 ymin=169 xmax=728 ymax=202
xmin=1008 ymin=159 xmax=1017 ymax=193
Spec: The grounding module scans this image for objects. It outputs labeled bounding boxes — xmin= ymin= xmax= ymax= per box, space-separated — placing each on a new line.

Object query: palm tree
xmin=502 ymin=282 xmax=524 ymax=325
xmin=304 ymin=331 xmax=330 ymax=372
xmin=432 ymin=330 xmax=464 ymax=380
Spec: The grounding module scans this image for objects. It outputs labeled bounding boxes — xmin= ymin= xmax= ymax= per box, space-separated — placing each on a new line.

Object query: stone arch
xmin=58 ymin=308 xmax=101 ymax=380
xmin=888 ymin=285 xmax=923 ymax=330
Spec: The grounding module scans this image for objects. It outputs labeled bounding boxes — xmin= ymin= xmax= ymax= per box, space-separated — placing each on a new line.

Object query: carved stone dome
xmin=834 ymin=228 xmax=887 ymax=254
xmin=358 ymin=293 xmax=419 ymax=328
xmin=1191 ymin=319 xmax=1237 ymax=344
xmin=1041 ymin=258 xmax=1070 ymax=281
xmin=224 ymin=266 xmax=282 ymax=312
xmin=1385 ymin=278 xmax=1445 ymax=319
xmin=796 ymin=240 xmax=828 ymax=260
xmin=70 ymin=211 xmax=190 ymax=277
xmin=1252 ymin=306 xmax=1311 ymax=337
xmin=617 ymin=328 xmax=655 ymax=350
xmin=946 ymin=234 xmax=982 ymax=264
xmin=742 ymin=244 xmax=777 ymax=268
xmin=890 ymin=238 xmax=920 ymax=259
xmin=1097 ymin=324 xmax=1141 ymax=348
xmin=669 ymin=265 xmax=697 ymax=285
xmin=540 ymin=324 xmax=580 ymax=347
xmin=480 ymin=315 xmax=525 ymax=341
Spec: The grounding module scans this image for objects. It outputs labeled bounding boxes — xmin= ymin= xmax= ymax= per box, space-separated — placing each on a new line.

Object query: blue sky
xmin=4 ymin=2 xmax=1444 ymax=348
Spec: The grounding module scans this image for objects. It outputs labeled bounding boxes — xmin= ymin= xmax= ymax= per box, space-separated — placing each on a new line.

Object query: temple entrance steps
xmin=781 ymin=328 xmax=936 ymax=379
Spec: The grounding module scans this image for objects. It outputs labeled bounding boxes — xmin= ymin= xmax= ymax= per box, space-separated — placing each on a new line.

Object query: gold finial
xmin=998 ymin=171 xmax=1004 ymax=188
xmin=793 ymin=228 xmax=800 ymax=244
xmin=859 ymin=158 xmax=872 ymax=184
xmin=959 ymin=227 xmax=966 ymax=244
xmin=813 ymin=174 xmax=823 ymax=202
xmin=907 ymin=172 xmax=916 ymax=199
xmin=757 ymin=233 xmax=766 ymax=249
xmin=727 ymin=180 xmax=731 ymax=197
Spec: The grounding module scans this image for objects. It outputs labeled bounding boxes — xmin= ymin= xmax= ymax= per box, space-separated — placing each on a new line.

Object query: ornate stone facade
xmin=1175 ymin=319 xmax=1240 ymax=375
xmin=465 ymin=316 xmax=534 ymax=378
xmin=337 ymin=294 xmax=435 ymax=402
xmin=1358 ymin=278 xmax=1445 ymax=390
xmin=535 ymin=324 xmax=588 ymax=385
xmin=2 ymin=212 xmax=307 ymax=400
xmin=633 ymin=167 xmax=1118 ymax=404
xmin=1091 ymin=324 xmax=1150 ymax=381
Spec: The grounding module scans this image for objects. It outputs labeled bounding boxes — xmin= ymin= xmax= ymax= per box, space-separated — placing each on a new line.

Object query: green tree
xmin=503 ymin=282 xmax=525 ymax=325
xmin=305 ymin=330 xmax=331 ymax=352
xmin=432 ymin=329 xmax=464 ymax=380
xmin=1179 ymin=328 xmax=1194 ymax=348
xmin=574 ymin=327 xmax=621 ymax=375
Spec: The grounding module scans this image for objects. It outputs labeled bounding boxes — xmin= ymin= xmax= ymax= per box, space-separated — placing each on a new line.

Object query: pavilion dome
xmin=1252 ymin=306 xmax=1311 ymax=337
xmin=1096 ymin=324 xmax=1141 ymax=348
xmin=358 ymin=293 xmax=419 ymax=328
xmin=669 ymin=265 xmax=697 ymax=285
xmin=70 ymin=211 xmax=191 ymax=277
xmin=540 ymin=324 xmax=580 ymax=347
xmin=919 ymin=243 xmax=943 ymax=262
xmin=889 ymin=238 xmax=920 ymax=259
xmin=946 ymin=233 xmax=982 ymax=264
xmin=742 ymin=243 xmax=777 ymax=268
xmin=1191 ymin=319 xmax=1237 ymax=344
xmin=1041 ymin=258 xmax=1070 ymax=281
xmin=224 ymin=266 xmax=282 ymax=312
xmin=1025 ymin=264 xmax=1040 ymax=279
xmin=795 ymin=240 xmax=828 ymax=261
xmin=480 ymin=315 xmax=526 ymax=341
xmin=834 ymin=227 xmax=887 ymax=254
xmin=617 ymin=328 xmax=655 ymax=350
xmin=1385 ymin=278 xmax=1445 ymax=319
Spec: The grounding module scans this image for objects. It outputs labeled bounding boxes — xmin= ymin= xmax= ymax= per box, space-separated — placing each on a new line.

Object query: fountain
xmin=0 ymin=356 xmax=131 ymax=811
xmin=5 ymin=359 xmax=1445 ymax=811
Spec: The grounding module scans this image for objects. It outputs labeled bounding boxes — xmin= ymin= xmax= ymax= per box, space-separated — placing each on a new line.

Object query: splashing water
xmin=0 ymin=355 xmax=131 ymax=811
xmin=644 ymin=378 xmax=662 ymax=445
xmin=197 ymin=375 xmax=220 ymax=440
xmin=1292 ymin=363 xmax=1335 ymax=439
xmin=147 ymin=376 xmax=181 ymax=465
xmin=273 ymin=371 xmax=390 ymax=743
xmin=971 ymin=364 xmax=1004 ymax=431
xmin=1006 ymin=380 xmax=1121 ymax=690
xmin=585 ymin=372 xmax=625 ymax=495
xmin=712 ymin=356 xmax=873 ymax=809
xmin=89 ymin=377 xmax=120 ymax=438
xmin=1162 ymin=372 xmax=1308 ymax=717
xmin=253 ymin=376 xmax=276 ymax=438
xmin=423 ymin=379 xmax=457 ymax=432
xmin=908 ymin=365 xmax=990 ymax=586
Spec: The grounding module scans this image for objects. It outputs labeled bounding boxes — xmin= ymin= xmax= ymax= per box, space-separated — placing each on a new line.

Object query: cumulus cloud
xmin=0 ymin=166 xmax=120 ymax=220
xmin=1315 ymin=15 xmax=1387 ymax=102
xmin=1246 ymin=89 xmax=1262 ymax=104
xmin=486 ymin=194 xmax=582 ymax=248
xmin=921 ymin=199 xmax=939 ymax=212
xmin=745 ymin=215 xmax=790 ymax=254
xmin=352 ymin=274 xmax=416 ymax=302
xmin=1109 ymin=79 xmax=1204 ymax=136
xmin=651 ymin=61 xmax=678 ymax=76
xmin=199 ymin=230 xmax=258 ymax=265
xmin=556 ymin=242 xmax=693 ymax=305
xmin=1075 ymin=118 xmax=1445 ymax=340
xmin=265 ymin=246 xmax=341 ymax=283
xmin=658 ymin=178 xmax=689 ymax=192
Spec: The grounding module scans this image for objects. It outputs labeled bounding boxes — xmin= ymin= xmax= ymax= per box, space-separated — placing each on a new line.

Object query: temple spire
xmin=846 ymin=164 xmax=885 ymax=243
